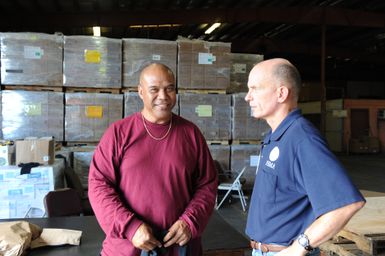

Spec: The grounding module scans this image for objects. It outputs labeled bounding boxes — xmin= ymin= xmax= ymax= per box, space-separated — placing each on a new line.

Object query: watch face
xmin=299 ymin=236 xmax=308 ymax=246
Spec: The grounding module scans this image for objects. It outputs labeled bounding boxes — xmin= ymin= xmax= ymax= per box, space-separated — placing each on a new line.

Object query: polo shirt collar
xmin=263 ymin=108 xmax=302 ymax=144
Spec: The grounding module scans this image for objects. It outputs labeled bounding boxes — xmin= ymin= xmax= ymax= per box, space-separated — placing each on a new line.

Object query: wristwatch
xmin=297 ymin=233 xmax=314 ymax=251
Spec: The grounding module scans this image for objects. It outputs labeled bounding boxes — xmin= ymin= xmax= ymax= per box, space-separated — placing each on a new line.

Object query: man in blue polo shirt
xmin=245 ymin=58 xmax=365 ymax=256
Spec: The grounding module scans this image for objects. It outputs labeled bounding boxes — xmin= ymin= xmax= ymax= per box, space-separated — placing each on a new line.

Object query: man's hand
xmin=132 ymin=223 xmax=162 ymax=251
xmin=163 ymin=220 xmax=192 ymax=247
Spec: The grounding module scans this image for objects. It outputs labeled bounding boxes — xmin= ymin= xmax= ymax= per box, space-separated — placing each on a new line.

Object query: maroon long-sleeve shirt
xmin=88 ymin=113 xmax=218 ymax=256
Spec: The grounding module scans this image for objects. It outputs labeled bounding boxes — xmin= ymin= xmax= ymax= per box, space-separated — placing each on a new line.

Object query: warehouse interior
xmin=0 ymin=0 xmax=384 ymax=255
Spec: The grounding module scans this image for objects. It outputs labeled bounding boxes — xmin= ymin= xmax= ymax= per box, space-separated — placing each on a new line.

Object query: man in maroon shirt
xmin=88 ymin=63 xmax=218 ymax=256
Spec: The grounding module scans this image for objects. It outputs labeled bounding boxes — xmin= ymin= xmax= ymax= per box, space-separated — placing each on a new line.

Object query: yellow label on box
xmin=24 ymin=103 xmax=42 ymax=116
xmin=84 ymin=50 xmax=101 ymax=63
xmin=86 ymin=106 xmax=103 ymax=118
xmin=195 ymin=105 xmax=212 ymax=117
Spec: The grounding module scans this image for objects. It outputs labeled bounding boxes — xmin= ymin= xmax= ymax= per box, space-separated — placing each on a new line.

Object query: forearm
xmin=304 ymin=200 xmax=365 ymax=248
xmin=277 ymin=200 xmax=365 ymax=256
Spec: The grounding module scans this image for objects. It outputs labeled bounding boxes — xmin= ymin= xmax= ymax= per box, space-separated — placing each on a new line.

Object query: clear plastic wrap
xmin=177 ymin=39 xmax=230 ymax=90
xmin=0 ymin=32 xmax=63 ymax=86
xmin=122 ymin=38 xmax=177 ymax=87
xmin=179 ymin=93 xmax=231 ymax=140
xmin=65 ymin=92 xmax=123 ymax=142
xmin=1 ymin=90 xmax=64 ymax=140
xmin=228 ymin=53 xmax=263 ymax=93
xmin=208 ymin=144 xmax=230 ymax=170
xmin=232 ymin=93 xmax=270 ymax=141
xmin=63 ymin=36 xmax=122 ymax=88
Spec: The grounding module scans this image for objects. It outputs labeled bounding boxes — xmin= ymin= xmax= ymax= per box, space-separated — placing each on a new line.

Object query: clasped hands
xmin=132 ymin=220 xmax=191 ymax=252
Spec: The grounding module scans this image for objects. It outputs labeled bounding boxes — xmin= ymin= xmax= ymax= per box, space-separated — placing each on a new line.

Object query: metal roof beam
xmin=1 ymin=7 xmax=384 ymax=28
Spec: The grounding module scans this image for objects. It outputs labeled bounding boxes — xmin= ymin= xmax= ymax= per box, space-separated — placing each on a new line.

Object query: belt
xmin=250 ymin=240 xmax=288 ymax=253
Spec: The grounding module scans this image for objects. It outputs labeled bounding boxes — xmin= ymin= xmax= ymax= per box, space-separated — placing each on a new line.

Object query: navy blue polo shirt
xmin=245 ymin=109 xmax=364 ymax=245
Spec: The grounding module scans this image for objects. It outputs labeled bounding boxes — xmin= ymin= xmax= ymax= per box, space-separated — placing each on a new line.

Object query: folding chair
xmin=216 ymin=166 xmax=247 ymax=211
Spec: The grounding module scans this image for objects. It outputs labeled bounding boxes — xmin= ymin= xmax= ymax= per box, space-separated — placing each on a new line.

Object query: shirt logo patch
xmin=265 ymin=146 xmax=279 ymax=169
xmin=269 ymin=146 xmax=280 ymax=161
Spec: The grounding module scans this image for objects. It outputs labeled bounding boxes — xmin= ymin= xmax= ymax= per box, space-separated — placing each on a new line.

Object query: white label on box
xmin=198 ymin=53 xmax=214 ymax=65
xmin=152 ymin=54 xmax=161 ymax=61
xmin=250 ymin=155 xmax=260 ymax=167
xmin=233 ymin=63 xmax=247 ymax=73
xmin=24 ymin=46 xmax=44 ymax=59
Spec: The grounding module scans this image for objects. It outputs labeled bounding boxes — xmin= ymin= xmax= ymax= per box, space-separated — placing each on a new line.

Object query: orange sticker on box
xmin=84 ymin=50 xmax=101 ymax=63
xmin=86 ymin=106 xmax=103 ymax=118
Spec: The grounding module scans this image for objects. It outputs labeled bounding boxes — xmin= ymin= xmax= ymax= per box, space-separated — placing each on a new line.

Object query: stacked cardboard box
xmin=63 ymin=36 xmax=122 ymax=88
xmin=179 ymin=93 xmax=231 ymax=140
xmin=73 ymin=150 xmax=95 ymax=189
xmin=228 ymin=53 xmax=263 ymax=93
xmin=208 ymin=144 xmax=230 ymax=171
xmin=122 ymin=39 xmax=177 ymax=87
xmin=232 ymin=93 xmax=270 ymax=141
xmin=0 ymin=32 xmax=63 ymax=86
xmin=1 ymin=90 xmax=64 ymax=141
xmin=65 ymin=93 xmax=123 ymax=142
xmin=177 ymin=39 xmax=230 ymax=90
xmin=123 ymin=92 xmax=179 ymax=117
xmin=231 ymin=144 xmax=261 ymax=190
xmin=0 ymin=159 xmax=65 ymax=219
xmin=16 ymin=137 xmax=55 ymax=165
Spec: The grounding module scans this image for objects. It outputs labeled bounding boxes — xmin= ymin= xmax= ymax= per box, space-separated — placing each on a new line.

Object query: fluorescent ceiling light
xmin=205 ymin=23 xmax=221 ymax=34
xmin=93 ymin=26 xmax=101 ymax=37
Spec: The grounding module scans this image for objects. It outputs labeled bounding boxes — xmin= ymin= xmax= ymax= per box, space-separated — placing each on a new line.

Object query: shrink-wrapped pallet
xmin=179 ymin=93 xmax=231 ymax=140
xmin=1 ymin=90 xmax=64 ymax=141
xmin=0 ymin=32 xmax=62 ymax=86
xmin=63 ymin=36 xmax=121 ymax=88
xmin=177 ymin=39 xmax=230 ymax=90
xmin=228 ymin=53 xmax=263 ymax=93
xmin=65 ymin=93 xmax=123 ymax=142
xmin=232 ymin=93 xmax=270 ymax=141
xmin=122 ymin=39 xmax=177 ymax=87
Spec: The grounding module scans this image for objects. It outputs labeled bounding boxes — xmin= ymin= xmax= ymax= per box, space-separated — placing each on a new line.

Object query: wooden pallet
xmin=178 ymin=89 xmax=226 ymax=94
xmin=207 ymin=140 xmax=229 ymax=145
xmin=64 ymin=87 xmax=121 ymax=94
xmin=232 ymin=140 xmax=262 ymax=145
xmin=321 ymin=238 xmax=385 ymax=256
xmin=121 ymin=87 xmax=138 ymax=93
xmin=2 ymin=85 xmax=63 ymax=92
xmin=321 ymin=196 xmax=385 ymax=256
xmin=64 ymin=141 xmax=98 ymax=148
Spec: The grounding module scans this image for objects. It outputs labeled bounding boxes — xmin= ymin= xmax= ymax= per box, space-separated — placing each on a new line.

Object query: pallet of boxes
xmin=63 ymin=35 xmax=123 ymax=189
xmin=0 ymin=32 xmax=67 ymax=219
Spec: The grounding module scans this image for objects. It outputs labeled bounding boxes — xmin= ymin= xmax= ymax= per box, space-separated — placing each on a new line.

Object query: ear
xmin=277 ymin=86 xmax=290 ymax=103
xmin=138 ymin=85 xmax=144 ymax=100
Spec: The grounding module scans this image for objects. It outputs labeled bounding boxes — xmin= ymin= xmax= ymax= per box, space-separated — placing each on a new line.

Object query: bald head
xmin=251 ymin=58 xmax=302 ymax=101
xmin=139 ymin=63 xmax=175 ymax=86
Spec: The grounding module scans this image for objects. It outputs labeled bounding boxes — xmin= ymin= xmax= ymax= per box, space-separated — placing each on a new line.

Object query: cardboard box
xmin=1 ymin=90 xmax=64 ymax=141
xmin=0 ymin=32 xmax=63 ymax=86
xmin=0 ymin=144 xmax=15 ymax=166
xmin=16 ymin=137 xmax=55 ymax=165
xmin=0 ymin=159 xmax=65 ymax=219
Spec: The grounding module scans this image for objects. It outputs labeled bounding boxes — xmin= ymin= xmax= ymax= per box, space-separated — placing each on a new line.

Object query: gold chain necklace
xmin=141 ymin=113 xmax=172 ymax=141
